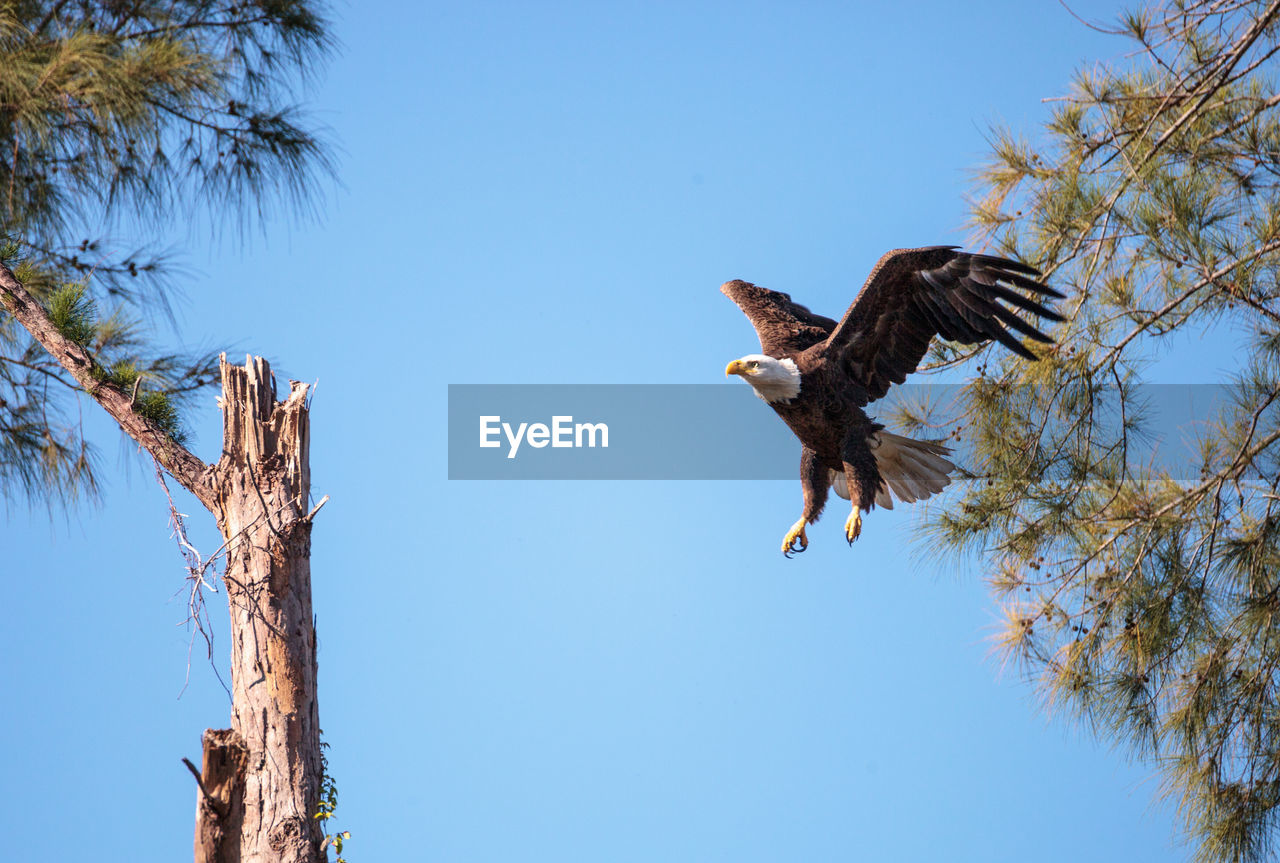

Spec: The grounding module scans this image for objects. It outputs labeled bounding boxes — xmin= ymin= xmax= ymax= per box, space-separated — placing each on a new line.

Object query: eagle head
xmin=725 ymin=354 xmax=801 ymax=404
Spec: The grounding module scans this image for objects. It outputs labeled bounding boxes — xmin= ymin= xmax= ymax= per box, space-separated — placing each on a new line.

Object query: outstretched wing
xmin=822 ymin=246 xmax=1064 ymax=401
xmin=720 ymin=279 xmax=838 ymax=356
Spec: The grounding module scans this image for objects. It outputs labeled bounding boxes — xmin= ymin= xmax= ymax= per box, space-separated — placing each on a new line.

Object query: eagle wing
xmin=821 ymin=246 xmax=1064 ymax=401
xmin=720 ymin=279 xmax=839 ymax=356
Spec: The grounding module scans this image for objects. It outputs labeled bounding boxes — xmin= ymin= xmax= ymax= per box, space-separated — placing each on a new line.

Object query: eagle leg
xmin=783 ymin=447 xmax=828 ymax=558
xmin=839 ymin=434 xmax=878 ymax=545
xmin=782 ymin=518 xmax=808 ymax=557
xmin=844 ymin=508 xmax=863 ymax=544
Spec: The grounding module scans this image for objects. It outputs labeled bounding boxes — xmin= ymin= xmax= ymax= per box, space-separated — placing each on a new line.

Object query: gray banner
xmin=447 ymin=383 xmax=1264 ymax=480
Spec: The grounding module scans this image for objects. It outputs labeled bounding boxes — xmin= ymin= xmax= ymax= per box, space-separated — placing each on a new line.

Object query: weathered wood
xmin=193 ymin=730 xmax=248 ymax=863
xmin=214 ymin=355 xmax=323 ymax=863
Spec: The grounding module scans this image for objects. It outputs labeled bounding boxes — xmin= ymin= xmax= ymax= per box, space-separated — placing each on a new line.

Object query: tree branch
xmin=0 ymin=260 xmax=217 ymax=510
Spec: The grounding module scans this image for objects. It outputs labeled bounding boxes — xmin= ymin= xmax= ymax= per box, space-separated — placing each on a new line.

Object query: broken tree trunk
xmin=1 ymin=255 xmax=326 ymax=863
xmin=195 ymin=356 xmax=324 ymax=863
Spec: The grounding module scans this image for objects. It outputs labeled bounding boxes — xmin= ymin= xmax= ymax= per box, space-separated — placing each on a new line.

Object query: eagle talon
xmin=844 ymin=509 xmax=863 ymax=544
xmin=781 ymin=518 xmax=808 ymax=557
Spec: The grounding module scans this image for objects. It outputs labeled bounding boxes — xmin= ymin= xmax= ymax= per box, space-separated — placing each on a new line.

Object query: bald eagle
xmin=722 ymin=246 xmax=1063 ymax=555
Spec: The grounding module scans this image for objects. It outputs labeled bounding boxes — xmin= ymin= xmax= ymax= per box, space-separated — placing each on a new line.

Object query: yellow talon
xmin=782 ymin=518 xmax=808 ymax=556
xmin=844 ymin=508 xmax=863 ymax=544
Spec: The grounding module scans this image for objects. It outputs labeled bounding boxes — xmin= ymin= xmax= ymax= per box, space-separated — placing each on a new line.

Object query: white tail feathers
xmin=827 ymin=431 xmax=955 ymax=510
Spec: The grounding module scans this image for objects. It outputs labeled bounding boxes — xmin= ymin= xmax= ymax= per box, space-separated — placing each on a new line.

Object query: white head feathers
xmin=726 ymin=354 xmax=802 ymax=404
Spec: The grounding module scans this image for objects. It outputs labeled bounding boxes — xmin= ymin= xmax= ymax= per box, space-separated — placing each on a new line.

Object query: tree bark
xmin=0 ymin=262 xmax=325 ymax=863
xmin=192 ymin=729 xmax=248 ymax=863
xmin=205 ymin=356 xmax=323 ymax=863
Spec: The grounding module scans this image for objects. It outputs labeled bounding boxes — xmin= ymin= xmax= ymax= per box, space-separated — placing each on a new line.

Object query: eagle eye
xmin=750 ymin=360 xmax=760 ymax=369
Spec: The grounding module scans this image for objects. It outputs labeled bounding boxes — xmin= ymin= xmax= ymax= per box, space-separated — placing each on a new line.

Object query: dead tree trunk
xmin=0 ymin=258 xmax=326 ymax=863
xmin=196 ymin=356 xmax=324 ymax=863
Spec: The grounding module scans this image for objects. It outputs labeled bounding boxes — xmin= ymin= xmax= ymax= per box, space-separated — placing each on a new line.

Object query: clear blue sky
xmin=3 ymin=2 xmax=1209 ymax=860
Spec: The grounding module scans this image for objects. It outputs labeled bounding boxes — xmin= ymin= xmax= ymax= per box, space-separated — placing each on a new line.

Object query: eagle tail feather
xmin=868 ymin=431 xmax=955 ymax=508
xmin=828 ymin=430 xmax=955 ymax=510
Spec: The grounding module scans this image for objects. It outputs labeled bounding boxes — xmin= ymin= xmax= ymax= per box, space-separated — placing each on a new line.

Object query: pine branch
xmin=952 ymin=5 xmax=1280 ymax=857
xmin=0 ymin=259 xmax=215 ymax=509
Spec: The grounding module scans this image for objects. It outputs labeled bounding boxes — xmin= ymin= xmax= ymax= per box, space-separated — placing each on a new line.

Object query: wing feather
xmin=943 ymin=284 xmax=1036 ymax=357
xmin=719 ymin=279 xmax=838 ymax=356
xmin=983 ymin=282 xmax=1064 ymax=320
xmin=991 ymin=303 xmax=1055 ymax=343
xmin=821 ymin=247 xmax=1064 ymax=401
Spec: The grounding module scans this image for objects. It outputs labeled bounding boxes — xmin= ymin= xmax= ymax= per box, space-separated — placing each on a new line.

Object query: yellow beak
xmin=725 ymin=359 xmax=745 ymax=377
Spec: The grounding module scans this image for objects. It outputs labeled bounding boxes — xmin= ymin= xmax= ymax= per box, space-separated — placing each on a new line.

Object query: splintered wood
xmin=195 ymin=354 xmax=323 ymax=863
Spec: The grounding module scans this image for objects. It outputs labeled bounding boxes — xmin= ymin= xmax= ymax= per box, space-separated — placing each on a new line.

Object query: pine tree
xmin=0 ymin=4 xmax=337 ymax=861
xmin=923 ymin=2 xmax=1280 ymax=859
xmin=0 ymin=0 xmax=332 ymax=506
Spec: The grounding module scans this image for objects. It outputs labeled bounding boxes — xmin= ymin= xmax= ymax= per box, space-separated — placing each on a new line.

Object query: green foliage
xmin=46 ymin=283 xmax=97 ymax=346
xmin=39 ymin=273 xmax=190 ymax=441
xmin=938 ymin=2 xmax=1280 ymax=859
xmin=315 ymin=734 xmax=350 ymax=863
xmin=132 ymin=390 xmax=185 ymax=443
xmin=98 ymin=360 xmax=141 ymax=390
xmin=0 ymin=1 xmax=334 ymax=507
